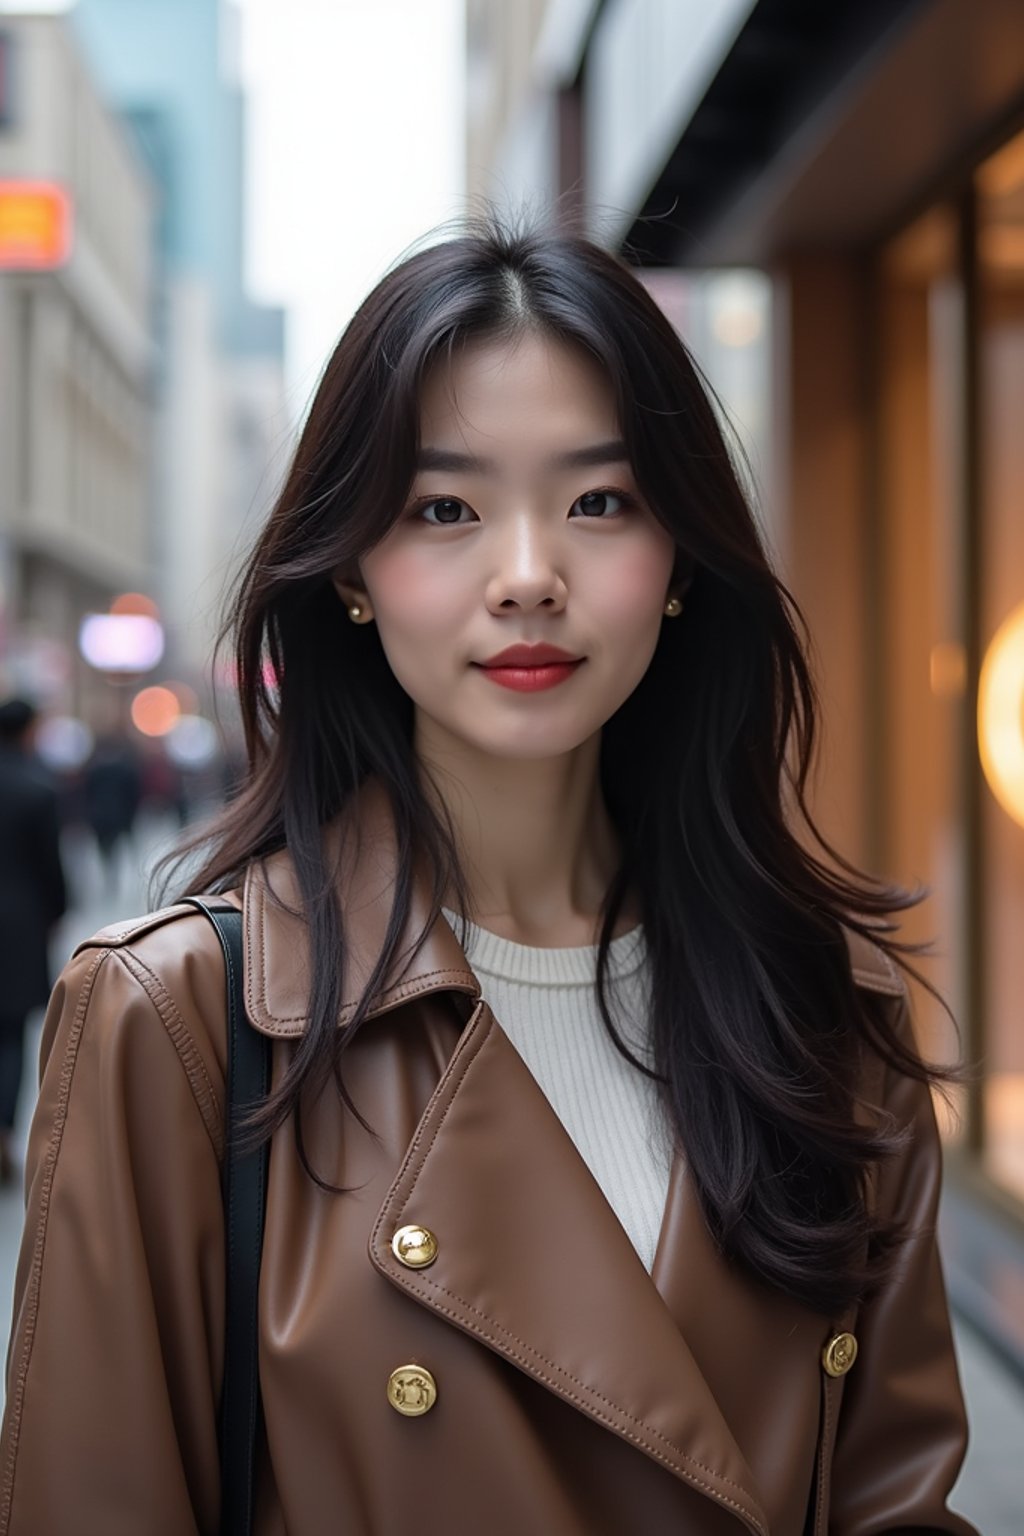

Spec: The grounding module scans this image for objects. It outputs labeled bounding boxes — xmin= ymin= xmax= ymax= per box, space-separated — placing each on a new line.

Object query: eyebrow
xmin=413 ymin=439 xmax=631 ymax=473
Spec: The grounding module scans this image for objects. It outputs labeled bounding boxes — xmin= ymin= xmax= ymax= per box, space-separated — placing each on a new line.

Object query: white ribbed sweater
xmin=441 ymin=907 xmax=674 ymax=1273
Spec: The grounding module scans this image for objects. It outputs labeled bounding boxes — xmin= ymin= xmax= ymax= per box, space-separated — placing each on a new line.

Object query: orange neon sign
xmin=0 ymin=181 xmax=72 ymax=270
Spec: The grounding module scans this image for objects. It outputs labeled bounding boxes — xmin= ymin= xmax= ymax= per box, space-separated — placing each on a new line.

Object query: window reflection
xmin=876 ymin=204 xmax=966 ymax=1117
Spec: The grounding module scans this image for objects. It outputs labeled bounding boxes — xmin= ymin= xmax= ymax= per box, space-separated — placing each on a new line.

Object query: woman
xmin=0 ymin=215 xmax=977 ymax=1535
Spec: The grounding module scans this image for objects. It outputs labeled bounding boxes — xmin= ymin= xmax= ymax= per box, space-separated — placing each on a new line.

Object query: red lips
xmin=477 ymin=643 xmax=583 ymax=668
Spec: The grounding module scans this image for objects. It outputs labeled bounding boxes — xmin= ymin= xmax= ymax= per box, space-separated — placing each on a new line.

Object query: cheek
xmin=364 ymin=548 xmax=417 ymax=612
xmin=586 ymin=540 xmax=674 ymax=629
xmin=360 ymin=547 xmax=468 ymax=663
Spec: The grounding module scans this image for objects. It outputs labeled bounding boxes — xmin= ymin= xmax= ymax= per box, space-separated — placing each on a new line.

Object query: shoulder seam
xmin=72 ymin=903 xmax=202 ymax=954
xmin=112 ymin=948 xmax=225 ymax=1156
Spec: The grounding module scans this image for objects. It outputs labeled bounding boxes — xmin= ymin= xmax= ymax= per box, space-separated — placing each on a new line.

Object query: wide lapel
xmin=368 ymin=995 xmax=770 ymax=1536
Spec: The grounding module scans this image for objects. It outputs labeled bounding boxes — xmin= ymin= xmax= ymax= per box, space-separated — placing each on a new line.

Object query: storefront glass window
xmin=876 ymin=205 xmax=967 ymax=1127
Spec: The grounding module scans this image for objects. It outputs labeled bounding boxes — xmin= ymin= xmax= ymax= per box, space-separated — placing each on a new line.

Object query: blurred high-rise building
xmin=467 ymin=0 xmax=1024 ymax=1379
xmin=466 ymin=0 xmax=555 ymax=214
xmin=71 ymin=0 xmax=287 ymax=692
xmin=0 ymin=11 xmax=157 ymax=723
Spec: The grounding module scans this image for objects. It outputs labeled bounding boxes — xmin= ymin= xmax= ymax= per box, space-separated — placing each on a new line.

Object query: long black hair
xmin=154 ymin=208 xmax=961 ymax=1315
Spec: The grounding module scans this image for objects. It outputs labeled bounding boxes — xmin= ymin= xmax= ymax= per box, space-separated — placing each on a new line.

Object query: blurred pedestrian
xmin=0 ymin=697 xmax=68 ymax=1185
xmin=139 ymin=740 xmax=189 ymax=826
xmin=82 ymin=729 xmax=144 ymax=891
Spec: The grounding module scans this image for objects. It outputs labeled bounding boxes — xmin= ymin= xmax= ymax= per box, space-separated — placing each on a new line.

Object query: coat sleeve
xmin=0 ymin=941 xmax=226 ymax=1536
xmin=828 ymin=989 xmax=978 ymax=1536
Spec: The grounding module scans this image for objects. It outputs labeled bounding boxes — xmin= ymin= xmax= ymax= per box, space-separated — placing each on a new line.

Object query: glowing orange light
xmin=0 ymin=181 xmax=72 ymax=270
xmin=111 ymin=592 xmax=160 ymax=620
xmin=131 ymin=686 xmax=181 ymax=738
xmin=978 ymin=602 xmax=1024 ymax=830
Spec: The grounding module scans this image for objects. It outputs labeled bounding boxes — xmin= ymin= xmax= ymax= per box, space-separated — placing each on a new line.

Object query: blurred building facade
xmin=0 ymin=12 xmax=157 ymax=722
xmin=71 ymin=0 xmax=287 ymax=692
xmin=468 ymin=0 xmax=1024 ymax=1369
xmin=466 ymin=0 xmax=554 ymax=213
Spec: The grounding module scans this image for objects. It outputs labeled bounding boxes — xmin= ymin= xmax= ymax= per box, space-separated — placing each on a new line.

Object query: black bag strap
xmin=185 ymin=896 xmax=271 ymax=1536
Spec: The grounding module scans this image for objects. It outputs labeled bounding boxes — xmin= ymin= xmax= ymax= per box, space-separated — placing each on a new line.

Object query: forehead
xmin=417 ymin=333 xmax=620 ymax=447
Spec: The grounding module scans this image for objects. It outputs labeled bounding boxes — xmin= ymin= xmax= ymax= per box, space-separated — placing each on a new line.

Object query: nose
xmin=484 ymin=518 xmax=568 ymax=613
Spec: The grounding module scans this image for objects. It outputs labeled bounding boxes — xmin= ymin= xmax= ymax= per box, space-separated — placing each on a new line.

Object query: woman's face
xmin=333 ymin=332 xmax=681 ymax=764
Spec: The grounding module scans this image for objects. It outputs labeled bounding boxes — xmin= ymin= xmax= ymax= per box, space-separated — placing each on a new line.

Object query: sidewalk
xmin=951 ymin=1317 xmax=1024 ymax=1530
xmin=0 ymin=822 xmax=1019 ymax=1530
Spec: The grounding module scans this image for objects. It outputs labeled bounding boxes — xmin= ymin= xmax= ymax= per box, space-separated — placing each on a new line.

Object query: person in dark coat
xmin=0 ymin=698 xmax=68 ymax=1184
xmin=82 ymin=730 xmax=143 ymax=891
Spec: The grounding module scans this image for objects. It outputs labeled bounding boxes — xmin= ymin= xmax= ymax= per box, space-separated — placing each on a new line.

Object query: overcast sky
xmin=236 ymin=0 xmax=466 ymax=418
xmin=2 ymin=0 xmax=467 ymax=419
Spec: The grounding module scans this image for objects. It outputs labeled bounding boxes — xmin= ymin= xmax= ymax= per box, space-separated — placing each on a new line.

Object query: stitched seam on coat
xmin=0 ymin=949 xmax=105 ymax=1533
xmin=850 ymin=952 xmax=904 ymax=996
xmin=850 ymin=968 xmax=902 ymax=996
xmin=76 ymin=903 xmax=195 ymax=951
xmin=247 ymin=872 xmax=261 ymax=1022
xmin=255 ymin=968 xmax=475 ymax=1033
xmin=251 ymin=877 xmax=477 ymax=1031
xmin=814 ymin=1375 xmax=834 ymax=1536
xmin=372 ymin=1005 xmax=766 ymax=1536
xmin=115 ymin=950 xmax=224 ymax=1155
xmin=0 ymin=946 xmax=226 ymax=1532
xmin=394 ymin=1275 xmax=766 ymax=1532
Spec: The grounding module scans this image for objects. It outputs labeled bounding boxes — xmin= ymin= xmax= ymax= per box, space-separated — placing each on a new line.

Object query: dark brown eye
xmin=572 ymin=490 xmax=632 ymax=518
xmin=419 ymin=498 xmax=470 ymax=526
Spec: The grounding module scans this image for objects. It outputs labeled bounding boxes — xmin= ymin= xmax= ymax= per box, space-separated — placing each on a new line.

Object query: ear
xmin=330 ymin=565 xmax=370 ymax=612
xmin=673 ymin=554 xmax=697 ymax=599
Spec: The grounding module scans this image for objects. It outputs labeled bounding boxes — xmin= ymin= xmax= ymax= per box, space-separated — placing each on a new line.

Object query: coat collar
xmin=241 ymin=775 xmax=481 ymax=1037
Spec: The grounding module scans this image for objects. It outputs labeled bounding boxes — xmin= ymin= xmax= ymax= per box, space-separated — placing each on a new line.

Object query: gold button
xmin=392 ymin=1224 xmax=439 ymax=1269
xmin=822 ymin=1331 xmax=858 ymax=1377
xmin=387 ymin=1364 xmax=438 ymax=1416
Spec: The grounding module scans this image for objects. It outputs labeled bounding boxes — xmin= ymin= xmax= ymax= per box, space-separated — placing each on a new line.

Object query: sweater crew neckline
xmin=440 ymin=906 xmax=647 ymax=986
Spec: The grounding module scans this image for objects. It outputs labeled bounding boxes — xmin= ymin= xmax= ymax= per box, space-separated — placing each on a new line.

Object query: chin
xmin=472 ymin=725 xmax=599 ymax=760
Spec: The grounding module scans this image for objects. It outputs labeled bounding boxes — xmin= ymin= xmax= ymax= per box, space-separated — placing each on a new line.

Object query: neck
xmin=414 ymin=721 xmax=631 ymax=947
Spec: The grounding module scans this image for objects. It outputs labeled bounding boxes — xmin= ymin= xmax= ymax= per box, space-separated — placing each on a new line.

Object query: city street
xmin=0 ymin=820 xmax=1018 ymax=1531
xmin=1 ymin=2 xmax=1021 ymax=1531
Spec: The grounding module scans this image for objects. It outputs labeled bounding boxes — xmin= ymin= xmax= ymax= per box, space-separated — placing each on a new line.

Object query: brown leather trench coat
xmin=0 ymin=781 xmax=978 ymax=1535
